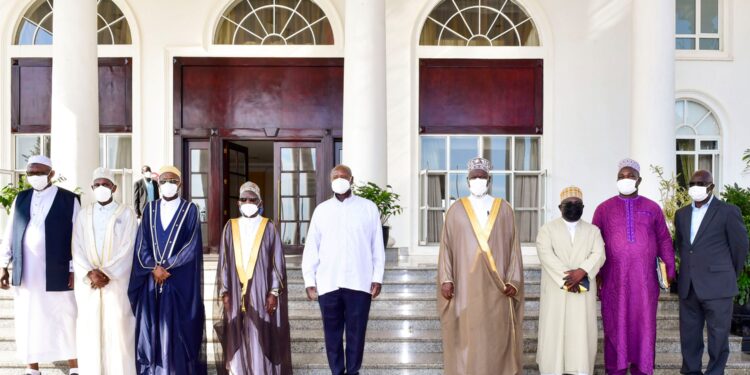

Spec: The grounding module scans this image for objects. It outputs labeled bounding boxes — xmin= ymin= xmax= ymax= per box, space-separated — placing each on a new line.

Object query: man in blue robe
xmin=128 ymin=165 xmax=207 ymax=375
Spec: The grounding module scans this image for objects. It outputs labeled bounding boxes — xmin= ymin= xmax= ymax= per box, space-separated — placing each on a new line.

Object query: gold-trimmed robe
xmin=437 ymin=197 xmax=524 ymax=375
xmin=536 ymin=218 xmax=605 ymax=375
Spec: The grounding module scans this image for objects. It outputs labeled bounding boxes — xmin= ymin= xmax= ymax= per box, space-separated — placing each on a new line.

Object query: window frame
xmin=674 ymin=98 xmax=722 ymax=190
xmin=418 ymin=134 xmax=546 ymax=246
xmin=676 ymin=0 xmax=732 ymax=60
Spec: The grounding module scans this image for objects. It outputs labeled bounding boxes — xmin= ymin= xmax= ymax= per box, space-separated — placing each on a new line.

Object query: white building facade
xmin=0 ymin=0 xmax=747 ymax=256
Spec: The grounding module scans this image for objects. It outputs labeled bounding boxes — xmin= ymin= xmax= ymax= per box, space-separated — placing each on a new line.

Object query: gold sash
xmin=231 ymin=217 xmax=269 ymax=312
xmin=84 ymin=203 xmax=127 ymax=267
xmin=460 ymin=197 xmax=518 ymax=361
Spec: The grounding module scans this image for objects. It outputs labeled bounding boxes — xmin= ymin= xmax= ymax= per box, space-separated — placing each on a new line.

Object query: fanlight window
xmin=675 ymin=99 xmax=720 ymax=136
xmin=215 ymin=0 xmax=334 ymax=45
xmin=420 ymin=0 xmax=539 ymax=46
xmin=14 ymin=0 xmax=132 ymax=45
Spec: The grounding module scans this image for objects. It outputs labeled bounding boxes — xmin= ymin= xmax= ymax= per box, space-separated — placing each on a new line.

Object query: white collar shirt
xmin=160 ymin=198 xmax=181 ymax=229
xmin=93 ymin=201 xmax=119 ymax=256
xmin=301 ymin=195 xmax=386 ymax=296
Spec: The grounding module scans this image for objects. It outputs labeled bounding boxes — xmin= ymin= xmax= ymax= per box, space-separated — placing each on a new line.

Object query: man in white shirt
xmin=72 ymin=167 xmax=137 ymax=375
xmin=302 ymin=165 xmax=385 ymax=375
xmin=0 ymin=155 xmax=80 ymax=375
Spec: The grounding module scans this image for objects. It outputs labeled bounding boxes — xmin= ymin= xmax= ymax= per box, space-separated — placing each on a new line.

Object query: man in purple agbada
xmin=592 ymin=158 xmax=676 ymax=375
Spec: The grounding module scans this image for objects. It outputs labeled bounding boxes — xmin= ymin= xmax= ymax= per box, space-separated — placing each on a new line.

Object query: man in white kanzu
xmin=0 ymin=155 xmax=80 ymax=375
xmin=302 ymin=164 xmax=385 ymax=375
xmin=72 ymin=167 xmax=138 ymax=374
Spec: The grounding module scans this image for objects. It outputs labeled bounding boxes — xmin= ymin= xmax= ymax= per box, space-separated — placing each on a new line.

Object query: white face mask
xmin=468 ymin=178 xmax=489 ymax=197
xmin=143 ymin=173 xmax=152 ymax=180
xmin=93 ymin=186 xmax=113 ymax=203
xmin=160 ymin=182 xmax=179 ymax=198
xmin=27 ymin=175 xmax=49 ymax=191
xmin=688 ymin=186 xmax=710 ymax=202
xmin=240 ymin=203 xmax=259 ymax=217
xmin=616 ymin=178 xmax=638 ymax=195
xmin=331 ymin=178 xmax=351 ymax=195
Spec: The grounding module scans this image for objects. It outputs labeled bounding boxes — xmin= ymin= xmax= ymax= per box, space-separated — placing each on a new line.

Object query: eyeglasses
xmin=688 ymin=181 xmax=712 ymax=187
xmin=26 ymin=171 xmax=49 ymax=177
xmin=92 ymin=183 xmax=113 ymax=188
xmin=159 ymin=179 xmax=179 ymax=185
xmin=238 ymin=197 xmax=260 ymax=203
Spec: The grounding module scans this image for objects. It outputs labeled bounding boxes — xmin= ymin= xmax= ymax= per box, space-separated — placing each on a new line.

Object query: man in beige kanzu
xmin=536 ymin=186 xmax=605 ymax=375
xmin=437 ymin=157 xmax=524 ymax=375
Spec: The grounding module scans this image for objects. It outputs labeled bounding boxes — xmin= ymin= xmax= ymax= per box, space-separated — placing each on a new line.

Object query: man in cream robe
xmin=72 ymin=168 xmax=137 ymax=375
xmin=536 ymin=186 xmax=606 ymax=375
xmin=438 ymin=157 xmax=524 ymax=375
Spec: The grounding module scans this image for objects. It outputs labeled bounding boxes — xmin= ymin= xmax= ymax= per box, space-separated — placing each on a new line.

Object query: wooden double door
xmin=184 ymin=138 xmax=338 ymax=254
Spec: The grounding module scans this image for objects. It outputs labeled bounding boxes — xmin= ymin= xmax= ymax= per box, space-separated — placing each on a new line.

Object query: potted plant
xmin=651 ymin=165 xmax=691 ymax=293
xmin=353 ymin=182 xmax=403 ymax=249
xmin=722 ymin=184 xmax=750 ymax=346
xmin=0 ymin=176 xmax=31 ymax=214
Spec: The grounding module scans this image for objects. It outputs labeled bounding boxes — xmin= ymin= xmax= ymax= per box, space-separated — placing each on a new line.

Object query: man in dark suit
xmin=133 ymin=165 xmax=159 ymax=219
xmin=675 ymin=170 xmax=749 ymax=375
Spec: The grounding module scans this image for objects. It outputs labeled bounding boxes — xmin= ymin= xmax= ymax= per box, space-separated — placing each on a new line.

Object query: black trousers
xmin=318 ymin=288 xmax=372 ymax=375
xmin=680 ymin=284 xmax=734 ymax=375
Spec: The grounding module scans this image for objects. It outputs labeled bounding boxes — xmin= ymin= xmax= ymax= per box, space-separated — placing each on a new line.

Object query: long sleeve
xmin=580 ymin=227 xmax=606 ymax=277
xmin=674 ymin=212 xmax=683 ymax=258
xmin=217 ymin=222 xmax=230 ymax=297
xmin=726 ymin=205 xmax=749 ymax=277
xmin=506 ymin=205 xmax=524 ymax=302
xmin=535 ymin=225 xmax=569 ymax=288
xmin=133 ymin=182 xmax=142 ymax=217
xmin=301 ymin=212 xmax=321 ymax=288
xmin=271 ymin=224 xmax=285 ymax=292
xmin=437 ymin=211 xmax=453 ymax=285
xmin=654 ymin=208 xmax=677 ymax=280
xmin=370 ymin=207 xmax=385 ymax=284
xmin=69 ymin=198 xmax=80 ymax=272
xmin=98 ymin=208 xmax=138 ymax=282
xmin=0 ymin=198 xmax=16 ymax=268
xmin=72 ymin=207 xmax=95 ymax=284
xmin=163 ymin=204 xmax=202 ymax=270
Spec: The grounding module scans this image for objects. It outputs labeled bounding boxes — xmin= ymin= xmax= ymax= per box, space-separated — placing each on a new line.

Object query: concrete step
xmin=289 ymin=352 xmax=750 ymax=375
xmin=0 ymin=353 xmax=748 ymax=375
xmin=284 ymin=308 xmax=684 ymax=331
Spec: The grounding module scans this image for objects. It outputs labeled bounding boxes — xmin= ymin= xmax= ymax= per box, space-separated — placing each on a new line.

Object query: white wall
xmin=675 ymin=0 xmax=750 ymax=188
xmin=1 ymin=0 xmax=747 ymax=253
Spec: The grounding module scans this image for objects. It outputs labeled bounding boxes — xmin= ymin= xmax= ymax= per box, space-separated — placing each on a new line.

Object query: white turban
xmin=92 ymin=167 xmax=115 ymax=184
xmin=26 ymin=155 xmax=52 ymax=169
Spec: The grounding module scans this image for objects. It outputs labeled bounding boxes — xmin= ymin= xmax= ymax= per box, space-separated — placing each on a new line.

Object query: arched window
xmin=214 ymin=0 xmax=334 ymax=45
xmin=675 ymin=98 xmax=721 ymax=187
xmin=13 ymin=0 xmax=132 ymax=45
xmin=420 ymin=0 xmax=539 ymax=46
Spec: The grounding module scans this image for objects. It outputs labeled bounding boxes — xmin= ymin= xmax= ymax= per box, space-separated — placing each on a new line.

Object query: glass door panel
xmin=274 ymin=142 xmax=324 ymax=254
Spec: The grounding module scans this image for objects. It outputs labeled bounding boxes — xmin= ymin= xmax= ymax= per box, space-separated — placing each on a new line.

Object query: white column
xmin=51 ymin=1 xmax=99 ymax=200
xmin=341 ymin=0 xmax=387 ymax=186
xmin=630 ymin=0 xmax=676 ymax=200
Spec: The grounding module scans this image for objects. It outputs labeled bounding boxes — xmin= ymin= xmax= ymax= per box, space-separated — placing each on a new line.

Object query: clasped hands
xmin=563 ymin=268 xmax=587 ymax=293
xmin=440 ymin=281 xmax=517 ymax=300
xmin=152 ymin=265 xmax=171 ymax=285
xmin=222 ymin=292 xmax=279 ymax=315
xmin=87 ymin=269 xmax=110 ymax=289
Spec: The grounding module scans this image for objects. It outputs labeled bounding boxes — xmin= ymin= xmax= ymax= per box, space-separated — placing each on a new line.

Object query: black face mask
xmin=560 ymin=202 xmax=584 ymax=222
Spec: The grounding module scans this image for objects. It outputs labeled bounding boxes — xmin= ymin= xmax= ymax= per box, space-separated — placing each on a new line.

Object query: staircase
xmin=0 ymin=252 xmax=749 ymax=374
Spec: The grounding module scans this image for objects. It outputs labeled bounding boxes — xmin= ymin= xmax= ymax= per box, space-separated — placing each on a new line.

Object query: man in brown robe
xmin=214 ymin=181 xmax=292 ymax=375
xmin=437 ymin=157 xmax=524 ymax=375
